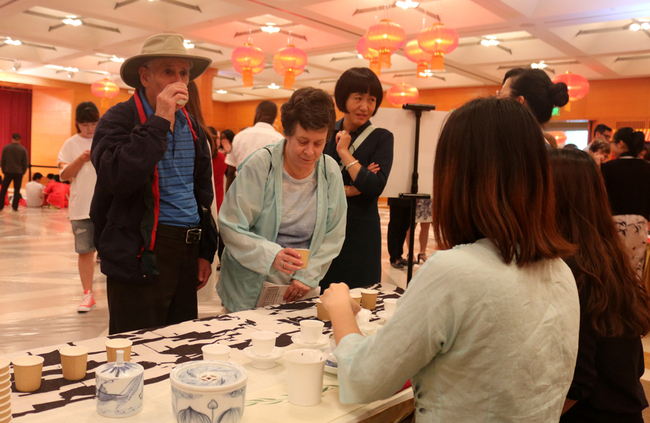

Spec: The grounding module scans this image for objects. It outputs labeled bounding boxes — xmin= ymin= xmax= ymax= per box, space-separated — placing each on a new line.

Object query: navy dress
xmin=320 ymin=119 xmax=394 ymax=290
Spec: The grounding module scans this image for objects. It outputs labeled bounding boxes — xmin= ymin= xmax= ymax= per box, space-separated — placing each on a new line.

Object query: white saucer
xmin=377 ymin=311 xmax=393 ymax=323
xmin=323 ymin=349 xmax=338 ymax=375
xmin=243 ymin=347 xmax=284 ymax=369
xmin=291 ymin=333 xmax=330 ymax=348
xmin=359 ymin=322 xmax=379 ymax=336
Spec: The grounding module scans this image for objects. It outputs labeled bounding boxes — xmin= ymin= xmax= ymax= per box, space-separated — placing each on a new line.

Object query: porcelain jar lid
xmin=170 ymin=361 xmax=247 ymax=393
xmin=96 ymin=351 xmax=144 ymax=379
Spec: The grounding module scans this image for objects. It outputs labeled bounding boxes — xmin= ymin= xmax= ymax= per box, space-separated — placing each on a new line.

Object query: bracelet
xmin=345 ymin=160 xmax=359 ymax=170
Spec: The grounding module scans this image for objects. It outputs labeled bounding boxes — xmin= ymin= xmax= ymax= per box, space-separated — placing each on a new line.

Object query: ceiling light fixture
xmin=11 ymin=60 xmax=21 ymax=71
xmin=268 ymin=83 xmax=280 ymax=89
xmin=261 ymin=25 xmax=280 ymax=34
xmin=630 ymin=23 xmax=641 ymax=31
xmin=419 ymin=69 xmax=433 ymax=77
xmin=110 ymin=55 xmax=125 ymax=63
xmin=183 ymin=40 xmax=195 ymax=49
xmin=62 ymin=16 xmax=82 ymax=26
xmin=396 ymin=0 xmax=419 ymax=9
xmin=4 ymin=37 xmax=22 ymax=46
xmin=531 ymin=60 xmax=547 ymax=69
xmin=67 ymin=72 xmax=74 ymax=78
xmin=480 ymin=36 xmax=500 ymax=47
xmin=216 ymin=89 xmax=227 ymax=94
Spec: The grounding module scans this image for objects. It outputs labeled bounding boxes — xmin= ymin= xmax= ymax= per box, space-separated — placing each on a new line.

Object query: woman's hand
xmin=321 ymin=283 xmax=361 ymax=314
xmin=284 ymin=279 xmax=311 ymax=302
xmin=345 ymin=185 xmax=361 ymax=197
xmin=336 ymin=130 xmax=352 ymax=156
xmin=367 ymin=162 xmax=380 ymax=174
xmin=272 ymin=248 xmax=303 ymax=275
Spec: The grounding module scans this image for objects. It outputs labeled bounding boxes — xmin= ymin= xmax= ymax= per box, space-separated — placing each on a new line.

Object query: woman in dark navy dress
xmin=321 ymin=67 xmax=394 ymax=290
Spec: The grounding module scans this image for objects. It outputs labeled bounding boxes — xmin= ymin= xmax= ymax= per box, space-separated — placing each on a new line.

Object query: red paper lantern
xmin=356 ymin=36 xmax=381 ymax=75
xmin=417 ymin=23 xmax=458 ymax=71
xmin=273 ymin=45 xmax=307 ymax=89
xmin=553 ymin=72 xmax=590 ymax=102
xmin=231 ymin=43 xmax=265 ymax=87
xmin=366 ymin=19 xmax=406 ymax=69
xmin=404 ymin=39 xmax=430 ymax=78
xmin=386 ymin=83 xmax=419 ymax=106
xmin=91 ymin=78 xmax=120 ymax=99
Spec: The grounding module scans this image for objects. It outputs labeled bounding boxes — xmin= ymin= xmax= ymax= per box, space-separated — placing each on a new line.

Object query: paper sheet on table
xmin=256 ymin=282 xmax=320 ymax=307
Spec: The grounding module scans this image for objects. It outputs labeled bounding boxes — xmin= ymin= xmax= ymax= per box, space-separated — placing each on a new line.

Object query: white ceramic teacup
xmin=284 ymin=349 xmax=327 ymax=406
xmin=251 ymin=331 xmax=277 ymax=357
xmin=300 ymin=320 xmax=324 ymax=344
xmin=383 ymin=298 xmax=398 ymax=317
xmin=202 ymin=343 xmax=231 ymax=361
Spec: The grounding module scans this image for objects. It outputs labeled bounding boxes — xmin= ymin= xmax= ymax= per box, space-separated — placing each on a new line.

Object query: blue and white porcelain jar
xmin=95 ymin=350 xmax=144 ymax=417
xmin=170 ymin=360 xmax=247 ymax=423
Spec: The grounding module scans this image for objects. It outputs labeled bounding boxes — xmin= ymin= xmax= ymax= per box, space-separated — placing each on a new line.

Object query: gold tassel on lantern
xmin=370 ymin=59 xmax=381 ymax=76
xmin=283 ymin=69 xmax=295 ymax=89
xmin=431 ymin=53 xmax=444 ymax=71
xmin=242 ymin=69 xmax=253 ymax=87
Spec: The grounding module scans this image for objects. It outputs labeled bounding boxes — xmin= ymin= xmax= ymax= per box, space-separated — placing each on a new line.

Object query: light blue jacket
xmin=216 ymin=140 xmax=347 ymax=312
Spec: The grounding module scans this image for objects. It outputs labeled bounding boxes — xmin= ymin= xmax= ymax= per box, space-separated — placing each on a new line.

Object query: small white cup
xmin=284 ymin=349 xmax=327 ymax=406
xmin=300 ymin=320 xmax=324 ymax=344
xmin=202 ymin=344 xmax=231 ymax=361
xmin=384 ymin=298 xmax=398 ymax=317
xmin=251 ymin=331 xmax=277 ymax=357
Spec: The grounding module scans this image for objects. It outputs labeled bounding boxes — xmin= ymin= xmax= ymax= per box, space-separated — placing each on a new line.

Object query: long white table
xmin=6 ymin=283 xmax=413 ymax=423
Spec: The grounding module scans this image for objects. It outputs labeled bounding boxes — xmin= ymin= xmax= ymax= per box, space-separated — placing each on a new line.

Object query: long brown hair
xmin=432 ymin=97 xmax=574 ymax=266
xmin=185 ymin=80 xmax=217 ymax=157
xmin=550 ymin=148 xmax=650 ymax=337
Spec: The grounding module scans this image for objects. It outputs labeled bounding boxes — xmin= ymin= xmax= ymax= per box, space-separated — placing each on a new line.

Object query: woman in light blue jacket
xmin=217 ymin=88 xmax=347 ymax=312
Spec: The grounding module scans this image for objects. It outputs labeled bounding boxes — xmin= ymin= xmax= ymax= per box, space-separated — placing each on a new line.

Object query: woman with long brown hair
xmin=550 ymin=148 xmax=650 ymax=422
xmin=321 ymin=97 xmax=580 ymax=422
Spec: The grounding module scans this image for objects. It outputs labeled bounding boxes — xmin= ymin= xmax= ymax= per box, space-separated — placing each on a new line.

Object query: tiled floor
xmin=0 ymin=205 xmax=435 ymax=355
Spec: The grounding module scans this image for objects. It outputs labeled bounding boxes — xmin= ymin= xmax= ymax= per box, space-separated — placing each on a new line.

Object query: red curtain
xmin=0 ymin=87 xmax=32 ymax=163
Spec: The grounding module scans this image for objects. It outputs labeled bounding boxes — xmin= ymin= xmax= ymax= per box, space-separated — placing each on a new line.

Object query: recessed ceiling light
xmin=630 ymin=23 xmax=641 ymax=31
xmin=419 ymin=69 xmax=433 ymax=77
xmin=268 ymin=83 xmax=280 ymax=89
xmin=216 ymin=89 xmax=227 ymax=94
xmin=110 ymin=55 xmax=125 ymax=63
xmin=481 ymin=36 xmax=500 ymax=47
xmin=62 ymin=17 xmax=82 ymax=26
xmin=261 ymin=25 xmax=280 ymax=34
xmin=531 ymin=60 xmax=547 ymax=69
xmin=4 ymin=37 xmax=21 ymax=46
xmin=183 ymin=40 xmax=194 ymax=49
xmin=396 ymin=0 xmax=419 ymax=9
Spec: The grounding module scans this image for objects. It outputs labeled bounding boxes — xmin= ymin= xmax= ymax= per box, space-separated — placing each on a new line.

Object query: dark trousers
xmin=387 ymin=201 xmax=411 ymax=261
xmin=0 ymin=172 xmax=23 ymax=211
xmin=106 ymin=228 xmax=200 ymax=335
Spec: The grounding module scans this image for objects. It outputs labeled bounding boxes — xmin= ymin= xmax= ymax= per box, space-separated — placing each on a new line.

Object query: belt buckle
xmin=186 ymin=228 xmax=202 ymax=244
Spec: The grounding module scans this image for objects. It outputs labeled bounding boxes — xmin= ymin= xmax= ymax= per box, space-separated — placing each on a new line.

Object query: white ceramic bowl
xmin=170 ymin=361 xmax=247 ymax=423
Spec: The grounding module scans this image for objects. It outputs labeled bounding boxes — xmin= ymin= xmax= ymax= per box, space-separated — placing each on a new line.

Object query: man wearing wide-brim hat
xmin=90 ymin=33 xmax=218 ymax=335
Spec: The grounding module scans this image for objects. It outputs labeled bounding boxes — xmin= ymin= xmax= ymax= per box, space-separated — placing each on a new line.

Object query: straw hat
xmin=120 ymin=33 xmax=212 ymax=89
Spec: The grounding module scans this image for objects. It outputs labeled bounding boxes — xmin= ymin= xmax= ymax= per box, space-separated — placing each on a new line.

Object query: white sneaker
xmin=77 ymin=290 xmax=96 ymax=313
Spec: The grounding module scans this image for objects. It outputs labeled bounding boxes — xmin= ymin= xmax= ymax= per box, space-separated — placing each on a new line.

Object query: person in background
xmin=217 ymin=87 xmax=347 ymax=312
xmin=498 ymin=68 xmax=569 ymax=148
xmin=321 ymin=97 xmax=579 ymax=422
xmin=91 ymin=33 xmax=218 ymax=334
xmin=550 ymin=148 xmax=650 ymax=422
xmin=44 ymin=176 xmax=70 ymax=209
xmin=600 ymin=127 xmax=650 ymax=277
xmin=588 ymin=139 xmax=611 ymax=166
xmin=225 ymin=101 xmax=283 ymax=192
xmin=0 ymin=133 xmax=29 ymax=212
xmin=593 ymin=124 xmax=613 ymax=142
xmin=25 ymin=172 xmax=47 ymax=207
xmin=59 ymin=101 xmax=100 ymax=312
xmin=220 ymin=129 xmax=234 ymax=155
xmin=638 ymin=143 xmax=647 ymax=159
xmin=321 ymin=67 xmax=394 ymax=289
xmin=207 ymin=126 xmax=226 ymax=212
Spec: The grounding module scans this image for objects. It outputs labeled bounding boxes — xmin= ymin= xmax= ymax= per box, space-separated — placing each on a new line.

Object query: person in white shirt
xmin=58 ymin=102 xmax=99 ymax=313
xmin=225 ymin=101 xmax=283 ymax=191
xmin=321 ymin=97 xmax=580 ymax=423
xmin=25 ymin=172 xmax=47 ymax=207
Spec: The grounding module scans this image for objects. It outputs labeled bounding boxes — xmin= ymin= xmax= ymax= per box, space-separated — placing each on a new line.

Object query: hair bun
xmin=550 ymin=82 xmax=569 ymax=108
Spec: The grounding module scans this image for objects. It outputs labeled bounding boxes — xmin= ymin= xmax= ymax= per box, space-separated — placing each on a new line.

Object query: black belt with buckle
xmin=156 ymin=224 xmax=202 ymax=244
